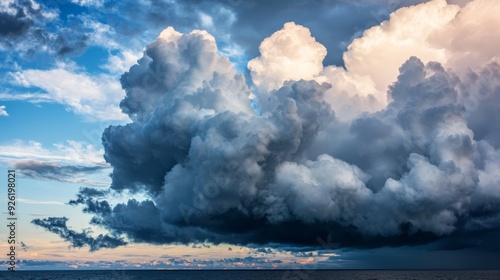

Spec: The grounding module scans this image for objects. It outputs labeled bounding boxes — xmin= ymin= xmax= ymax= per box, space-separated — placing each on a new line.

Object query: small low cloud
xmin=0 ymin=105 xmax=7 ymax=116
xmin=20 ymin=241 xmax=29 ymax=252
xmin=31 ymin=217 xmax=127 ymax=252
xmin=0 ymin=140 xmax=106 ymax=165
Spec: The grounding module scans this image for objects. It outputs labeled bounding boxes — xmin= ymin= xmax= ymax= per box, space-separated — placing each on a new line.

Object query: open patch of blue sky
xmin=0 ymin=101 xmax=108 ymax=144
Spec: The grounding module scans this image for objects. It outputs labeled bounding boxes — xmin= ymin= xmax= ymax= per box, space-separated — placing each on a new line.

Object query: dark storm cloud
xmin=0 ymin=1 xmax=33 ymax=38
xmin=459 ymin=62 xmax=500 ymax=148
xmin=67 ymin=187 xmax=111 ymax=213
xmin=70 ymin=186 xmax=109 ymax=200
xmin=14 ymin=160 xmax=108 ymax=185
xmin=31 ymin=217 xmax=127 ymax=251
xmin=0 ymin=0 xmax=88 ymax=57
xmin=33 ymin=24 xmax=500 ymax=255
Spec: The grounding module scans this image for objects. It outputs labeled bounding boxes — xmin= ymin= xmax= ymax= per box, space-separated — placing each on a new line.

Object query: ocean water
xmin=0 ymin=270 xmax=499 ymax=280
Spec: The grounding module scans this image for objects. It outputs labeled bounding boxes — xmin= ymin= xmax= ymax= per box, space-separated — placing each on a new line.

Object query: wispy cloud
xmin=7 ymin=66 xmax=127 ymax=121
xmin=14 ymin=160 xmax=110 ymax=186
xmin=0 ymin=140 xmax=106 ymax=164
xmin=0 ymin=140 xmax=110 ymax=186
xmin=0 ymin=93 xmax=53 ymax=103
xmin=18 ymin=198 xmax=65 ymax=205
xmin=70 ymin=0 xmax=105 ymax=8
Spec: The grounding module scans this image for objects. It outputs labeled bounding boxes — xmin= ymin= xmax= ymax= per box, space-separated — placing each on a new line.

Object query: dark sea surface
xmin=0 ymin=270 xmax=499 ymax=280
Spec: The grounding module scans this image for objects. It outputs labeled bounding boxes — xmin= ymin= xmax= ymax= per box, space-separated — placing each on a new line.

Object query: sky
xmin=1 ymin=0 xmax=500 ymax=271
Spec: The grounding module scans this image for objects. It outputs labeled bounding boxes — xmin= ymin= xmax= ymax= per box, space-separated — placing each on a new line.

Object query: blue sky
xmin=1 ymin=0 xmax=500 ymax=270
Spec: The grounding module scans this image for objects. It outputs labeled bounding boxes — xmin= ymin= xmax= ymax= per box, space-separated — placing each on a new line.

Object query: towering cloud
xmin=248 ymin=22 xmax=382 ymax=120
xmin=343 ymin=0 xmax=459 ymax=93
xmin=344 ymin=0 xmax=500 ymax=95
xmin=247 ymin=0 xmax=500 ymax=120
xmin=34 ymin=0 xmax=500 ymax=253
xmin=247 ymin=22 xmax=327 ymax=92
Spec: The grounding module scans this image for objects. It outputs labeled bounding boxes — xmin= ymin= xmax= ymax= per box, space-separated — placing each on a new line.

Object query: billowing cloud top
xmin=248 ymin=22 xmax=327 ymax=92
xmin=34 ymin=0 xmax=500 ymax=253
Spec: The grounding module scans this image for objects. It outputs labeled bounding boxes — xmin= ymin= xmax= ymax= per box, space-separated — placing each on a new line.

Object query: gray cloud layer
xmin=0 ymin=0 xmax=88 ymax=57
xmin=15 ymin=160 xmax=108 ymax=185
xmin=33 ymin=23 xmax=500 ymax=254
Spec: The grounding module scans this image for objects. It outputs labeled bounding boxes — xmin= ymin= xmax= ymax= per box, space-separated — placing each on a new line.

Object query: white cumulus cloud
xmin=8 ymin=65 xmax=127 ymax=121
xmin=248 ymin=22 xmax=327 ymax=92
xmin=0 ymin=105 xmax=7 ymax=116
xmin=249 ymin=0 xmax=500 ymax=120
